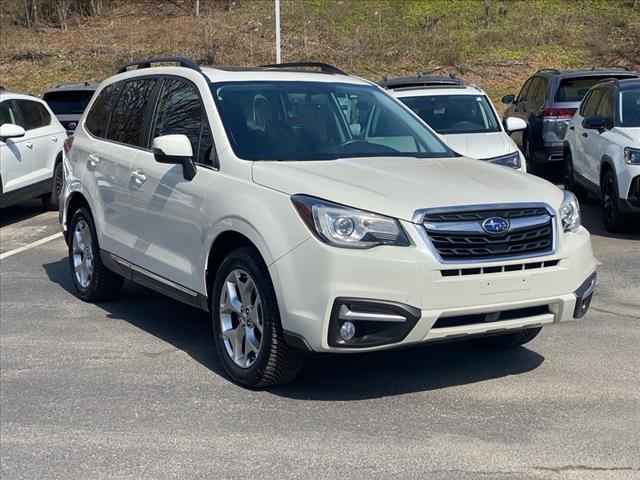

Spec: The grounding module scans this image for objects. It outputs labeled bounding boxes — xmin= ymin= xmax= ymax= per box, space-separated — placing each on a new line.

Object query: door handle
xmin=582 ymin=132 xmax=588 ymax=138
xmin=131 ymin=169 xmax=147 ymax=186
xmin=87 ymin=154 xmax=100 ymax=170
xmin=51 ymin=136 xmax=58 ymax=142
xmin=25 ymin=142 xmax=34 ymax=149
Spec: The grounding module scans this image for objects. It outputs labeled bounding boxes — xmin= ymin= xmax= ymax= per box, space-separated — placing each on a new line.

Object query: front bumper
xmin=270 ymin=221 xmax=598 ymax=353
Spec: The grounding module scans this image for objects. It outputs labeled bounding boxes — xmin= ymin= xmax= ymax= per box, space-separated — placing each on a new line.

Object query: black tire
xmin=474 ymin=327 xmax=542 ymax=349
xmin=68 ymin=207 xmax=123 ymax=302
xmin=211 ymin=247 xmax=304 ymax=388
xmin=523 ymin=134 xmax=542 ymax=176
xmin=42 ymin=161 xmax=63 ymax=211
xmin=601 ymin=169 xmax=626 ymax=233
xmin=564 ymin=148 xmax=588 ymax=202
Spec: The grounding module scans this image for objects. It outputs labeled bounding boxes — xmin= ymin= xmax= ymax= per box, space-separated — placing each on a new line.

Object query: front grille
xmin=441 ymin=259 xmax=560 ymax=277
xmin=423 ymin=207 xmax=547 ymax=222
xmin=432 ymin=305 xmax=550 ymax=329
xmin=423 ymin=206 xmax=555 ymax=261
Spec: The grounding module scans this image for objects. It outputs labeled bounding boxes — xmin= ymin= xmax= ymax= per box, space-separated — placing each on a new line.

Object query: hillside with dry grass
xmin=1 ymin=0 xmax=640 ymax=102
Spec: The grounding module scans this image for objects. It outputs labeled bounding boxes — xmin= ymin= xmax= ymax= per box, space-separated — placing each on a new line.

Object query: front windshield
xmin=211 ymin=81 xmax=454 ymax=161
xmin=399 ymin=94 xmax=500 ymax=135
xmin=619 ymin=90 xmax=640 ymax=127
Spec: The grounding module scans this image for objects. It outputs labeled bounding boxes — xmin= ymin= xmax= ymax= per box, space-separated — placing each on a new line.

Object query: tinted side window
xmin=596 ymin=89 xmax=613 ymax=121
xmin=517 ymin=78 xmax=533 ymax=102
xmin=85 ymin=84 xmax=119 ymax=138
xmin=107 ymin=78 xmax=158 ymax=147
xmin=0 ymin=101 xmax=14 ymax=125
xmin=13 ymin=100 xmax=51 ymax=130
xmin=153 ymin=78 xmax=213 ymax=165
xmin=579 ymin=91 xmax=593 ymax=116
xmin=582 ymin=89 xmax=603 ymax=118
xmin=529 ymin=78 xmax=547 ymax=108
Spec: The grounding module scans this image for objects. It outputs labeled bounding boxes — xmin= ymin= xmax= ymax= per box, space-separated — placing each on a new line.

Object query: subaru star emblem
xmin=482 ymin=217 xmax=510 ymax=235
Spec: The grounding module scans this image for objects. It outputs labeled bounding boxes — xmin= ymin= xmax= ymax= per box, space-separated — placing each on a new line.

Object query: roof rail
xmin=591 ymin=66 xmax=630 ymax=71
xmin=117 ymin=56 xmax=202 ymax=74
xmin=259 ymin=62 xmax=347 ymax=75
xmin=379 ymin=74 xmax=464 ymax=90
xmin=536 ymin=68 xmax=560 ymax=74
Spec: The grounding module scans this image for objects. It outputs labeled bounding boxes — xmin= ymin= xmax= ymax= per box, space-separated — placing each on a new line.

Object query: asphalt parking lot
xmin=1 ymin=199 xmax=639 ymax=480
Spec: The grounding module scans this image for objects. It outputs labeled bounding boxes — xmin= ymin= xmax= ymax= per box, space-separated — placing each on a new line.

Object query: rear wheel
xmin=601 ymin=169 xmax=626 ymax=233
xmin=474 ymin=327 xmax=542 ymax=349
xmin=68 ymin=207 xmax=123 ymax=301
xmin=211 ymin=247 xmax=304 ymax=388
xmin=564 ymin=148 xmax=588 ymax=202
xmin=42 ymin=161 xmax=63 ymax=211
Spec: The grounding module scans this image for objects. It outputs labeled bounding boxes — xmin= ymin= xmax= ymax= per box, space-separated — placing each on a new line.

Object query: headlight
xmin=486 ymin=151 xmax=521 ymax=169
xmin=291 ymin=195 xmax=410 ymax=249
xmin=624 ymin=147 xmax=640 ymax=165
xmin=560 ymin=190 xmax=581 ymax=232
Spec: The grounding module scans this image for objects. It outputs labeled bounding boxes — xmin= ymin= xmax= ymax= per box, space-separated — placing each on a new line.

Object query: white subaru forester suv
xmin=60 ymin=58 xmax=598 ymax=388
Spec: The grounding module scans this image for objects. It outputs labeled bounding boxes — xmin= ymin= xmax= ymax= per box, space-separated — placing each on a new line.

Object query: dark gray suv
xmin=42 ymin=82 xmax=97 ymax=134
xmin=502 ymin=68 xmax=639 ymax=176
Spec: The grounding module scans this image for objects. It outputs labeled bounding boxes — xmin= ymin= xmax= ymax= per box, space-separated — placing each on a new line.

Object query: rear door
xmin=573 ymin=88 xmax=604 ymax=182
xmin=127 ymin=76 xmax=215 ymax=291
xmin=12 ymin=99 xmax=61 ymax=185
xmin=585 ymin=87 xmax=615 ymax=183
xmin=81 ymin=78 xmax=159 ymax=261
xmin=0 ymin=100 xmax=33 ymax=195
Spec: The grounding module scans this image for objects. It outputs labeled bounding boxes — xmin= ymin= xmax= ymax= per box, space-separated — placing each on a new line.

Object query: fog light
xmin=339 ymin=321 xmax=356 ymax=341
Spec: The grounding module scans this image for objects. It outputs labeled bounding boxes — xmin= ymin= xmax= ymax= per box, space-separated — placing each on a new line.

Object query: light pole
xmin=275 ymin=0 xmax=282 ymax=63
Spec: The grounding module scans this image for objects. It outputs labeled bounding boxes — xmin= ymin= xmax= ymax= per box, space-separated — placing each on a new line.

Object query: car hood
xmin=613 ymin=127 xmax=640 ymax=146
xmin=252 ymin=156 xmax=563 ymax=222
xmin=439 ymin=132 xmax=518 ymax=160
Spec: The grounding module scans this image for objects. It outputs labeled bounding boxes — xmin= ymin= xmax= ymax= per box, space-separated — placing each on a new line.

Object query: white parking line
xmin=0 ymin=232 xmax=64 ymax=261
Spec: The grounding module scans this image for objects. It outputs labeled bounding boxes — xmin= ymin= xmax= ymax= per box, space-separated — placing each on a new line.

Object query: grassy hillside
xmin=1 ymin=0 xmax=639 ymax=103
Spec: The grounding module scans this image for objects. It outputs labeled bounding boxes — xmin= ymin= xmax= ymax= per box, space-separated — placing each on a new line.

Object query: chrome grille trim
xmin=413 ymin=203 xmax=557 ymax=264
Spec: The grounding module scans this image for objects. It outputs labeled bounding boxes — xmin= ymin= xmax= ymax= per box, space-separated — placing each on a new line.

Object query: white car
xmin=381 ymin=75 xmax=528 ymax=171
xmin=0 ymin=88 xmax=66 ymax=209
xmin=60 ymin=58 xmax=597 ymax=388
xmin=564 ymin=78 xmax=640 ymax=232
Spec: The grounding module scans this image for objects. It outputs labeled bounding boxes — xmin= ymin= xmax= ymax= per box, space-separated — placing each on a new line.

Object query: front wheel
xmin=68 ymin=207 xmax=123 ymax=301
xmin=474 ymin=327 xmax=542 ymax=349
xmin=211 ymin=247 xmax=304 ymax=388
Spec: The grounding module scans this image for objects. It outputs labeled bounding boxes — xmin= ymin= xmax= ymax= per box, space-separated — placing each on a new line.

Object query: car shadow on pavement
xmin=580 ymin=201 xmax=640 ymax=240
xmin=0 ymin=199 xmax=49 ymax=228
xmin=43 ymin=257 xmax=545 ymax=399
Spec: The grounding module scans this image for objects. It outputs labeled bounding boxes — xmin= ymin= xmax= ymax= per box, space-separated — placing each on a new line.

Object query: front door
xmin=127 ymin=76 xmax=215 ymax=292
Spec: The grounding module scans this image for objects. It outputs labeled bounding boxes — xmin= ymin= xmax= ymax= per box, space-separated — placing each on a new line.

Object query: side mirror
xmin=501 ymin=94 xmax=515 ymax=105
xmin=504 ymin=116 xmax=527 ymax=133
xmin=0 ymin=123 xmax=26 ymax=142
xmin=152 ymin=134 xmax=196 ymax=180
xmin=582 ymin=116 xmax=611 ymax=133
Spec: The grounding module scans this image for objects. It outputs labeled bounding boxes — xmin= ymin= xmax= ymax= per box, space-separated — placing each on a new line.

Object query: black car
xmin=502 ymin=68 xmax=639 ymax=176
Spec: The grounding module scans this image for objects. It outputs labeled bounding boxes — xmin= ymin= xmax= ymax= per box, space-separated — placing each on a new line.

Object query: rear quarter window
xmin=85 ymin=84 xmax=120 ymax=138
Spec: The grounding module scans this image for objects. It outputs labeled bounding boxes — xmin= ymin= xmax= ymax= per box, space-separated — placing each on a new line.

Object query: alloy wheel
xmin=219 ymin=269 xmax=264 ymax=368
xmin=72 ymin=219 xmax=94 ymax=288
